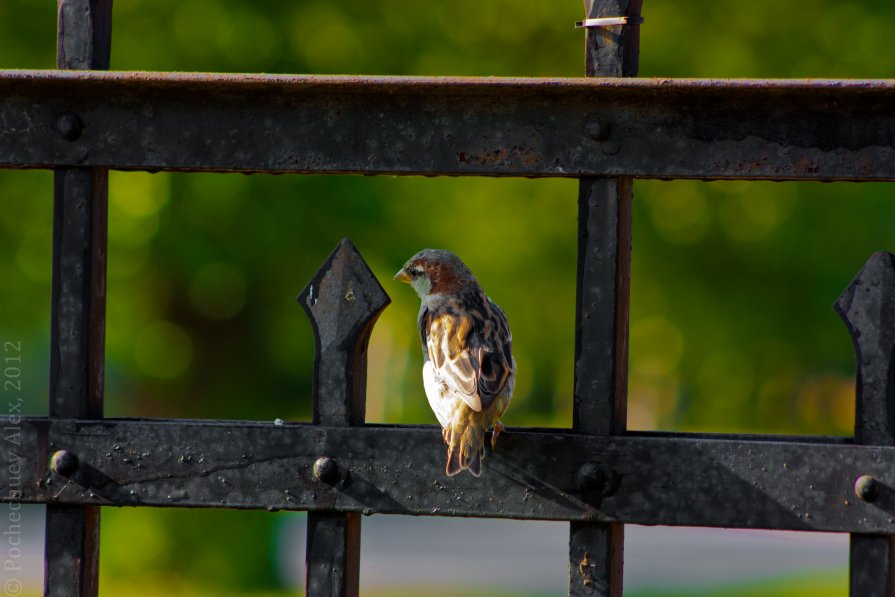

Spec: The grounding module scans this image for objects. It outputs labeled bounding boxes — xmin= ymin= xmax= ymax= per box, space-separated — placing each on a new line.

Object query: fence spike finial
xmin=834 ymin=251 xmax=895 ymax=445
xmin=297 ymin=239 xmax=390 ymax=426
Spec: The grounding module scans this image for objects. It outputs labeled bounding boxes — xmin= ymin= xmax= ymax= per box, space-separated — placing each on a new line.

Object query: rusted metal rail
xmin=6 ymin=417 xmax=894 ymax=534
xmin=0 ymin=70 xmax=893 ymax=180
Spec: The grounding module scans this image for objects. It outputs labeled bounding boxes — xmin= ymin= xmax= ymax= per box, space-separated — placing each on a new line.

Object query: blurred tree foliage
xmin=1 ymin=0 xmax=894 ymax=593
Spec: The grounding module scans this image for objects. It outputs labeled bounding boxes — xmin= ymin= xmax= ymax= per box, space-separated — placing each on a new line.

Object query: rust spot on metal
xmin=518 ymin=147 xmax=541 ymax=167
xmin=473 ymin=147 xmax=509 ymax=165
xmin=578 ymin=551 xmax=594 ymax=586
xmin=793 ymin=156 xmax=819 ymax=174
xmin=463 ymin=145 xmax=540 ymax=168
xmin=733 ymin=157 xmax=771 ymax=175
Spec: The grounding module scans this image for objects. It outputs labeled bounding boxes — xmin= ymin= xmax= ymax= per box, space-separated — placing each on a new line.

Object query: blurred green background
xmin=2 ymin=0 xmax=894 ymax=594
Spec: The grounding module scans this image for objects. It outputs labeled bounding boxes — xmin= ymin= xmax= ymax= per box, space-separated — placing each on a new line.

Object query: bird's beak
xmin=393 ymin=268 xmax=411 ymax=284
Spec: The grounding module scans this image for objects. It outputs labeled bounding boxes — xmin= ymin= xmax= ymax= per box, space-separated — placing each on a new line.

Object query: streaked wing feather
xmin=474 ymin=300 xmax=513 ymax=410
xmin=428 ymin=312 xmax=482 ymax=411
xmin=426 ymin=295 xmax=513 ymax=413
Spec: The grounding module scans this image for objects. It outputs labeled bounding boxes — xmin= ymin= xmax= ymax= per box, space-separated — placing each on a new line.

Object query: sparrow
xmin=394 ymin=249 xmax=515 ymax=477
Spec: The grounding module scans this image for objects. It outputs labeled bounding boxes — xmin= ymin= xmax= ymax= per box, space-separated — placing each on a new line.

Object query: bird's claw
xmin=491 ymin=420 xmax=504 ymax=450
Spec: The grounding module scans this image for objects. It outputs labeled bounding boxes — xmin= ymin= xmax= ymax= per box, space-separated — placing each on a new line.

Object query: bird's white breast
xmin=422 ymin=360 xmax=455 ymax=429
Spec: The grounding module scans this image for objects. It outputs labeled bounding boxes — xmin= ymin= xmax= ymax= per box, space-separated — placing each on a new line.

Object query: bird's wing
xmin=426 ymin=296 xmax=513 ymax=412
xmin=428 ymin=311 xmax=480 ymax=411
xmin=475 ymin=299 xmax=513 ymax=410
xmin=417 ymin=305 xmax=432 ymax=358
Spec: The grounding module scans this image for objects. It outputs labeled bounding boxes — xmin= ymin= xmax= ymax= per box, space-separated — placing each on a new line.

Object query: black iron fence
xmin=2 ymin=1 xmax=895 ymax=596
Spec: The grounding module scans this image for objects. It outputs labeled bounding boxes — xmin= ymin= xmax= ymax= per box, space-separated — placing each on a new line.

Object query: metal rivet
xmin=577 ymin=463 xmax=605 ymax=491
xmin=56 ymin=114 xmax=82 ymax=141
xmin=855 ymin=475 xmax=881 ymax=502
xmin=50 ymin=450 xmax=78 ymax=477
xmin=584 ymin=121 xmax=611 ymax=141
xmin=313 ymin=456 xmax=340 ymax=485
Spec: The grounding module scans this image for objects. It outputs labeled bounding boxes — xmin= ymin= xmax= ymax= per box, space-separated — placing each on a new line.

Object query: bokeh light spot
xmin=110 ymin=171 xmax=170 ymax=218
xmin=134 ymin=321 xmax=194 ymax=379
xmin=697 ymin=352 xmax=754 ymax=413
xmin=646 ymin=185 xmax=711 ymax=245
xmin=188 ymin=262 xmax=248 ymax=320
xmin=16 ymin=229 xmax=51 ymax=283
xmin=719 ymin=189 xmax=797 ymax=242
xmin=631 ymin=317 xmax=684 ymax=377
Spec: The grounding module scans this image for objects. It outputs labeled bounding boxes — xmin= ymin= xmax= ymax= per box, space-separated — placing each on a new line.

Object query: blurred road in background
xmin=14 ymin=504 xmax=847 ymax=594
xmin=281 ymin=512 xmax=846 ymax=594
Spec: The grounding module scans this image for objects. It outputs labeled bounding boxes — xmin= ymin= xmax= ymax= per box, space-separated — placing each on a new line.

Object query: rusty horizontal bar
xmin=4 ymin=416 xmax=894 ymax=533
xmin=0 ymin=70 xmax=893 ymax=180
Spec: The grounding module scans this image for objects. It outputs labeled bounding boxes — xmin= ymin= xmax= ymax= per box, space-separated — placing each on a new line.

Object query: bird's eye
xmin=410 ymin=268 xmax=422 ymax=278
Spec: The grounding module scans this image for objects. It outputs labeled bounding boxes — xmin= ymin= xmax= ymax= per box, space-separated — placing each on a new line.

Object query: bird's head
xmin=394 ymin=249 xmax=477 ymax=299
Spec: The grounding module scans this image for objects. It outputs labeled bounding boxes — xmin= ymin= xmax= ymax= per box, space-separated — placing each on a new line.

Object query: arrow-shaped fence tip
xmin=835 ymin=251 xmax=895 ymax=325
xmin=834 ymin=251 xmax=895 ymax=445
xmin=297 ymin=238 xmax=391 ymax=335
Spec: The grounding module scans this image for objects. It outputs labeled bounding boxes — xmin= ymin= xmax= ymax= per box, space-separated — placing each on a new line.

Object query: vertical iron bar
xmin=298 ymin=240 xmax=390 ymax=597
xmin=836 ymin=252 xmax=895 ymax=597
xmin=570 ymin=1 xmax=642 ymax=596
xmin=45 ymin=2 xmax=112 ymax=597
xmin=305 ymin=512 xmax=361 ymax=597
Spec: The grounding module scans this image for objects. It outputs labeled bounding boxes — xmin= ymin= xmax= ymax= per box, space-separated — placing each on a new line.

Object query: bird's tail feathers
xmin=445 ymin=421 xmax=485 ymax=477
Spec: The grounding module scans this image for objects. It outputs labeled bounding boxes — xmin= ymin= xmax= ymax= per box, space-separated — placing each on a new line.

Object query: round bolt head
xmin=56 ymin=114 xmax=82 ymax=141
xmin=577 ymin=462 xmax=606 ymax=491
xmin=584 ymin=121 xmax=611 ymax=141
xmin=312 ymin=456 xmax=340 ymax=485
xmin=855 ymin=474 xmax=881 ymax=502
xmin=50 ymin=450 xmax=78 ymax=477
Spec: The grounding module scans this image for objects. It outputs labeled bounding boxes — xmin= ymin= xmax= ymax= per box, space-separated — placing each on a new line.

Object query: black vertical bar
xmin=570 ymin=2 xmax=642 ymax=596
xmin=45 ymin=2 xmax=112 ymax=597
xmin=305 ymin=512 xmax=361 ymax=597
xmin=56 ymin=0 xmax=113 ymax=71
xmin=835 ymin=252 xmax=895 ymax=597
xmin=298 ymin=240 xmax=390 ymax=597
